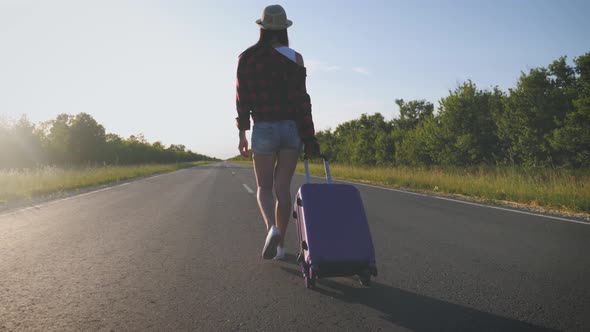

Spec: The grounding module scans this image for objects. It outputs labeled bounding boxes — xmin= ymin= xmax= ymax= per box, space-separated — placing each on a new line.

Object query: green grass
xmin=0 ymin=162 xmax=211 ymax=203
xmin=231 ymin=160 xmax=590 ymax=214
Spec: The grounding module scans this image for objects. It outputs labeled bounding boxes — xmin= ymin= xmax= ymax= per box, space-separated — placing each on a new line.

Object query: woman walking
xmin=235 ymin=5 xmax=320 ymax=260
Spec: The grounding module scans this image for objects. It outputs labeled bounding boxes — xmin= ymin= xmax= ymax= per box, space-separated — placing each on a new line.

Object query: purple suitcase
xmin=293 ymin=157 xmax=377 ymax=288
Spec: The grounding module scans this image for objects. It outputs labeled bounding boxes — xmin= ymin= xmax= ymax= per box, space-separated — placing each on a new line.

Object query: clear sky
xmin=1 ymin=0 xmax=589 ymax=159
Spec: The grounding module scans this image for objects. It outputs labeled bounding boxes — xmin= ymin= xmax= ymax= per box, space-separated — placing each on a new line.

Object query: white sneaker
xmin=262 ymin=226 xmax=281 ymax=259
xmin=274 ymin=246 xmax=286 ymax=260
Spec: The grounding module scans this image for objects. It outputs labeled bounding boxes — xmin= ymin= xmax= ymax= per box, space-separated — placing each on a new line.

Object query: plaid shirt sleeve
xmin=293 ymin=66 xmax=316 ymax=143
xmin=235 ymin=55 xmax=251 ymax=131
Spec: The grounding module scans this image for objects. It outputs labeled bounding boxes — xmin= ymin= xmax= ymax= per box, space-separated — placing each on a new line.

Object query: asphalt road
xmin=1 ymin=162 xmax=589 ymax=331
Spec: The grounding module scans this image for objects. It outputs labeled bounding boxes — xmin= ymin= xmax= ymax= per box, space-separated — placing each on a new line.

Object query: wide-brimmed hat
xmin=256 ymin=5 xmax=293 ymax=30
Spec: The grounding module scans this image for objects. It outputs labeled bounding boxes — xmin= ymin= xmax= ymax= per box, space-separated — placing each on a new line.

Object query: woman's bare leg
xmin=253 ymin=153 xmax=277 ymax=231
xmin=274 ymin=149 xmax=299 ymax=246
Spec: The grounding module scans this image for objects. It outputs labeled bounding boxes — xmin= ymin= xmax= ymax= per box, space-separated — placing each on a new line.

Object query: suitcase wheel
xmin=359 ymin=269 xmax=371 ymax=287
xmin=304 ymin=267 xmax=318 ymax=289
xmin=304 ymin=276 xmax=315 ymax=289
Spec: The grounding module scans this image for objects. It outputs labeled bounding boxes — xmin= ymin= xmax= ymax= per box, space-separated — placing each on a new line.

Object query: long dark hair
xmin=257 ymin=28 xmax=289 ymax=47
xmin=240 ymin=28 xmax=289 ymax=58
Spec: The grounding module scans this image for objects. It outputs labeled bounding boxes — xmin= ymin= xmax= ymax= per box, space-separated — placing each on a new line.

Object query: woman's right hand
xmin=238 ymin=133 xmax=249 ymax=158
xmin=304 ymin=138 xmax=320 ymax=158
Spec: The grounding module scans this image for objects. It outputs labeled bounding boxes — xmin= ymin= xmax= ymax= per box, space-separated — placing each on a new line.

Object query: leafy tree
xmin=169 ymin=144 xmax=186 ymax=152
xmin=393 ymin=99 xmax=434 ymax=131
xmin=499 ymin=57 xmax=577 ymax=165
xmin=550 ymin=53 xmax=590 ymax=167
xmin=47 ymin=114 xmax=73 ymax=164
xmin=387 ymin=99 xmax=434 ymax=165
xmin=68 ymin=113 xmax=106 ymax=164
xmin=292 ymin=54 xmax=588 ymax=168
xmin=315 ymin=129 xmax=336 ymax=160
xmin=328 ymin=113 xmax=392 ymax=165
xmin=0 ymin=113 xmax=215 ymax=168
xmin=13 ymin=115 xmax=44 ymax=167
xmin=437 ymin=81 xmax=501 ymax=165
xmin=396 ymin=116 xmax=442 ymax=166
xmin=374 ymin=130 xmax=396 ymax=166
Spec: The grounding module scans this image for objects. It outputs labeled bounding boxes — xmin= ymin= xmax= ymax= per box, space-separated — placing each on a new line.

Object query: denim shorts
xmin=251 ymin=120 xmax=303 ymax=155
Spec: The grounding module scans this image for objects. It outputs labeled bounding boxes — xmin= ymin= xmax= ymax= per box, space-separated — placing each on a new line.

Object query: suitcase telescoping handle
xmin=303 ymin=154 xmax=333 ymax=184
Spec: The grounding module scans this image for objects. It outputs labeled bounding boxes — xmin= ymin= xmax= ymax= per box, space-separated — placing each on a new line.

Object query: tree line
xmin=317 ymin=53 xmax=590 ymax=168
xmin=0 ymin=113 xmax=216 ymax=169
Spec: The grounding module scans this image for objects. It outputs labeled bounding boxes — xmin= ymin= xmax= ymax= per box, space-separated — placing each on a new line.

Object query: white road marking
xmin=0 ymin=167 xmax=198 ymax=218
xmin=0 ymin=182 xmax=132 ymax=218
xmin=303 ymin=174 xmax=589 ymax=226
xmin=230 ymin=164 xmax=586 ymax=224
xmin=242 ymin=184 xmax=255 ymax=194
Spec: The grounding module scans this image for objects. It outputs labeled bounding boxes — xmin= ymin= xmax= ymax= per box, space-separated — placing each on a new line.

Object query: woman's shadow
xmin=279 ymin=261 xmax=556 ymax=332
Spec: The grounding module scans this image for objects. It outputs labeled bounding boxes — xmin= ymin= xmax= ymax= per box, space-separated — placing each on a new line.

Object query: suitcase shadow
xmin=280 ymin=266 xmax=557 ymax=332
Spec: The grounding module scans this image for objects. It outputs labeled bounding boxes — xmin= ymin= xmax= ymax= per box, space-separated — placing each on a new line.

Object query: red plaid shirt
xmin=236 ymin=44 xmax=316 ymax=143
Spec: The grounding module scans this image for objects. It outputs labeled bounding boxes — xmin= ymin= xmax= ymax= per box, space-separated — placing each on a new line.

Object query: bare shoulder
xmin=295 ymin=52 xmax=304 ymax=66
